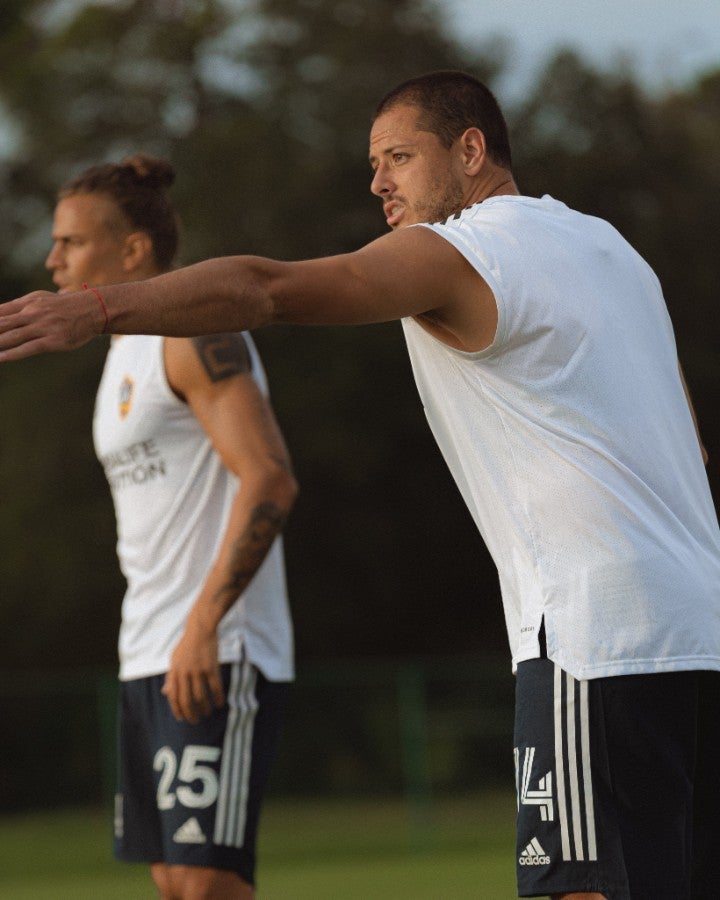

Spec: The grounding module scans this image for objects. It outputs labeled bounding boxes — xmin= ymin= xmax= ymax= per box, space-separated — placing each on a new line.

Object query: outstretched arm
xmin=0 ymin=227 xmax=493 ymax=359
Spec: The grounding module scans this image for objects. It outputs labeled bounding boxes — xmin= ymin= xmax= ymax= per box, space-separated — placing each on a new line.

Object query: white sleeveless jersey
xmin=404 ymin=195 xmax=720 ymax=680
xmin=93 ymin=333 xmax=294 ymax=682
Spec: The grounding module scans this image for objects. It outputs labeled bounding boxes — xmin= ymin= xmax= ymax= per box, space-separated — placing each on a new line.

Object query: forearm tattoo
xmin=213 ymin=501 xmax=288 ymax=610
xmin=192 ymin=333 xmax=252 ymax=381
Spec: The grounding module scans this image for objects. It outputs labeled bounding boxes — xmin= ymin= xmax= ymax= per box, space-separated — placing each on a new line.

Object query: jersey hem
xmin=513 ymin=650 xmax=720 ymax=681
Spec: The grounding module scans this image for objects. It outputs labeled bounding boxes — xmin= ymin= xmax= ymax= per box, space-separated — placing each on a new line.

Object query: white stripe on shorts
xmin=553 ymin=665 xmax=597 ymax=862
xmin=214 ymin=657 xmax=259 ymax=848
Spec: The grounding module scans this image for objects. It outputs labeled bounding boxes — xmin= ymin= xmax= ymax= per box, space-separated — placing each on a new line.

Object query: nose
xmin=45 ymin=241 xmax=63 ymax=270
xmin=370 ymin=163 xmax=394 ymax=198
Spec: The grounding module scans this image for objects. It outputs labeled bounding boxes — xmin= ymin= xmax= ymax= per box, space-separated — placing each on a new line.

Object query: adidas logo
xmin=173 ymin=817 xmax=207 ymax=844
xmin=519 ymin=837 xmax=550 ymax=866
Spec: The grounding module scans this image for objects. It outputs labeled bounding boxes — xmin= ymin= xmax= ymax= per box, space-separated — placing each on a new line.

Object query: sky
xmin=439 ymin=0 xmax=720 ymax=102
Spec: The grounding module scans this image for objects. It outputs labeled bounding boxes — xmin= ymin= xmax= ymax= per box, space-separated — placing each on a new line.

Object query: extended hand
xmin=0 ymin=290 xmax=104 ymax=361
xmin=162 ymin=625 xmax=225 ymax=724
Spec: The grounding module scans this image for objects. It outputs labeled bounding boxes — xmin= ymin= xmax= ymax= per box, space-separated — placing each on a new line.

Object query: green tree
xmin=0 ymin=0 xmax=502 ymax=669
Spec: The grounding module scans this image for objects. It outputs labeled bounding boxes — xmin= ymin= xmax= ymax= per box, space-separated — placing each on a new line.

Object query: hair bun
xmin=121 ymin=154 xmax=176 ymax=190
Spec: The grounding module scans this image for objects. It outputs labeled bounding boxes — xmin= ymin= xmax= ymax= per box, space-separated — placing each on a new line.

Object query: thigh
xmin=691 ymin=670 xmax=720 ymax=899
xmin=211 ymin=659 xmax=290 ymax=880
xmin=115 ymin=659 xmax=289 ymax=886
xmin=515 ymin=661 xmax=703 ymax=900
xmin=514 ymin=659 xmax=629 ymax=899
xmin=599 ymin=669 xmax=698 ymax=898
xmin=114 ymin=675 xmax=164 ymax=863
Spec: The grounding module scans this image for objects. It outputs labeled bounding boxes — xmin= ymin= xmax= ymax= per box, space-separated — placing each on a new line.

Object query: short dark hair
xmin=374 ymin=71 xmax=512 ymax=169
xmin=59 ymin=154 xmax=180 ymax=270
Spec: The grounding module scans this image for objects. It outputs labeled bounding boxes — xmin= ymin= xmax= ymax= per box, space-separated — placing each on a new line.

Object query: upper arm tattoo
xmin=192 ymin=333 xmax=252 ymax=382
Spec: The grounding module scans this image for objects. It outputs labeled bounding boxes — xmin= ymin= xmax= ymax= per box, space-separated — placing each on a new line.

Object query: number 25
xmin=154 ymin=745 xmax=221 ymax=810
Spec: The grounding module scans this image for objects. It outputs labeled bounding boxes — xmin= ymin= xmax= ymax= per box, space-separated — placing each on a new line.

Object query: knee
xmin=552 ymin=894 xmax=608 ymax=900
xmin=164 ymin=865 xmax=254 ymax=900
xmin=151 ymin=863 xmax=178 ymax=899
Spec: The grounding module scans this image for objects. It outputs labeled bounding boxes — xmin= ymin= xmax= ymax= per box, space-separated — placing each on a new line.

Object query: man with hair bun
xmin=46 ymin=154 xmax=298 ymax=900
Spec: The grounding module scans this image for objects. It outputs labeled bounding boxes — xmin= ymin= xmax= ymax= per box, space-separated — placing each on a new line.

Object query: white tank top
xmin=93 ymin=333 xmax=294 ymax=682
xmin=404 ymin=195 xmax=720 ymax=680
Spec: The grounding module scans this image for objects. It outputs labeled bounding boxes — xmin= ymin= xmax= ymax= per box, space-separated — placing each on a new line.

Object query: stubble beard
xmin=417 ymin=173 xmax=465 ymax=225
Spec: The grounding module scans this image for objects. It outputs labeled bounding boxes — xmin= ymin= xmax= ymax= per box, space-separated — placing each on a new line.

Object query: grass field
xmin=0 ymin=791 xmax=520 ymax=899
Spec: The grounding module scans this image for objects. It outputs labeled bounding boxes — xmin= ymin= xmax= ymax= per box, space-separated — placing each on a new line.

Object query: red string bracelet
xmin=83 ymin=283 xmax=109 ymax=333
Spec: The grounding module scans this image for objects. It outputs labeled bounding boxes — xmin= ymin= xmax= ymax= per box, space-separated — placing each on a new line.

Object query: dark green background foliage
xmin=1 ymin=0 xmax=717 ymax=670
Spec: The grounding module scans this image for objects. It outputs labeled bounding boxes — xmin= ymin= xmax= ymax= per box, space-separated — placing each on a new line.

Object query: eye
xmin=392 ymin=152 xmax=409 ymax=165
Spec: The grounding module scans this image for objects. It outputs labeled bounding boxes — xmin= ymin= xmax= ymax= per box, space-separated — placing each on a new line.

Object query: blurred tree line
xmin=0 ymin=0 xmax=717 ymax=671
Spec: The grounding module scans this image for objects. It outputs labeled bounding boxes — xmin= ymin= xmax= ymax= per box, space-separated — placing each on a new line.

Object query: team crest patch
xmin=119 ymin=375 xmax=134 ymax=419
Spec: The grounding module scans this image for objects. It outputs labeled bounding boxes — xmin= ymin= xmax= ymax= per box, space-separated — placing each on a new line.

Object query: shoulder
xmin=164 ymin=333 xmax=254 ymax=399
xmin=187 ymin=333 xmax=253 ymax=382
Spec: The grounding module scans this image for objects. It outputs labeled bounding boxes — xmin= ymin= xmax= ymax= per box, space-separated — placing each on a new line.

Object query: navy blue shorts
xmin=514 ymin=658 xmax=720 ymax=899
xmin=114 ymin=657 xmax=289 ymax=885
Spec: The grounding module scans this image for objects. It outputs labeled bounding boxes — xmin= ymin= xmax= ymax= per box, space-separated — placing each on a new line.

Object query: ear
xmin=458 ymin=127 xmax=487 ymax=176
xmin=121 ymin=231 xmax=154 ymax=274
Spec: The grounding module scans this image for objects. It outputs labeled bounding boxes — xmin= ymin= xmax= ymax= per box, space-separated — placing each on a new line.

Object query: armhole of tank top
xmin=155 ymin=336 xmax=189 ymax=407
xmin=420 ymin=223 xmax=507 ymax=359
xmin=242 ymin=332 xmax=272 ymax=397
